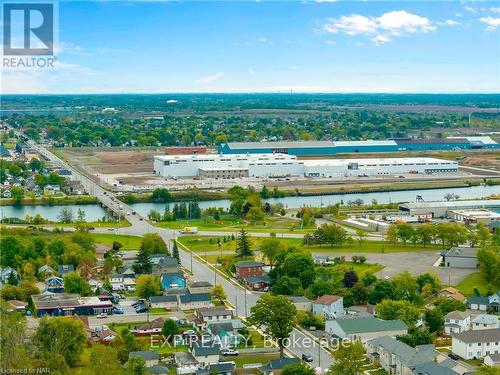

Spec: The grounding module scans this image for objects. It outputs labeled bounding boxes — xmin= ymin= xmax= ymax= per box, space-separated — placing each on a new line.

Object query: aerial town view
xmin=0 ymin=1 xmax=499 ymax=375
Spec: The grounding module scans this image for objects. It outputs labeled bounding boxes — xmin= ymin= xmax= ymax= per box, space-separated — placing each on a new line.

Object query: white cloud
xmin=455 ymin=12 xmax=463 ymax=18
xmin=479 ymin=16 xmax=500 ymax=30
xmin=464 ymin=6 xmax=476 ymax=13
xmin=371 ymin=34 xmax=391 ymax=46
xmin=438 ymin=19 xmax=461 ymax=26
xmin=1 ymin=71 xmax=47 ymax=93
xmin=58 ymin=41 xmax=87 ymax=56
xmin=491 ymin=7 xmax=500 ymax=14
xmin=322 ymin=10 xmax=435 ymax=45
xmin=324 ymin=40 xmax=337 ymax=45
xmin=197 ymin=71 xmax=224 ymax=84
xmin=248 ymin=68 xmax=255 ymax=75
xmin=257 ymin=36 xmax=274 ymax=45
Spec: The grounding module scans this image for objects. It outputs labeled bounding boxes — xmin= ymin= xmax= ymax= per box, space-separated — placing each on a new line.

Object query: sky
xmin=1 ymin=0 xmax=500 ymax=94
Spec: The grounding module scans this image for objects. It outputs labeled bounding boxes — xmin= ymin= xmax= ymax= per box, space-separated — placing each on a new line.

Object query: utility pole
xmin=235 ymin=294 xmax=238 ymax=316
xmin=190 ymin=251 xmax=193 ymax=273
xmin=244 ymin=290 xmax=248 ymax=317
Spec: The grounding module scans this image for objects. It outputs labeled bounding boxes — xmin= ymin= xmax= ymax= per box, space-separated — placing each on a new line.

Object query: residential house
xmin=0 ymin=267 xmax=18 ymax=283
xmin=451 ymin=328 xmax=500 ymax=360
xmin=488 ymin=292 xmax=500 ymax=313
xmin=484 ymin=353 xmax=500 ymax=367
xmin=326 ymin=316 xmax=408 ymax=341
xmin=196 ymin=362 xmax=236 ymax=375
xmin=45 ymin=276 xmax=64 ymax=293
xmin=179 ymin=293 xmax=211 ymax=310
xmin=2 ymin=189 xmax=11 ymax=198
xmin=161 ymin=272 xmax=186 ymax=289
xmin=288 ymin=296 xmax=312 ymax=312
xmin=58 ymin=264 xmax=75 ymax=277
xmin=444 ymin=311 xmax=471 ymax=335
xmin=312 ymin=295 xmax=344 ymax=318
xmin=471 ymin=314 xmax=500 ymax=330
xmin=44 ymin=184 xmax=61 ymax=195
xmin=192 ymin=307 xmax=233 ymax=330
xmin=441 ymin=247 xmax=479 ymax=269
xmin=136 ymin=318 xmax=164 ymax=335
xmin=8 ymin=300 xmax=27 ymax=313
xmin=235 ymin=261 xmax=263 ymax=280
xmin=439 ymin=287 xmax=466 ymax=303
xmin=110 ymin=274 xmax=125 ymax=291
xmin=150 ymin=295 xmax=178 ymax=310
xmin=244 ymin=275 xmax=270 ymax=291
xmin=38 ymin=264 xmax=56 ymax=277
xmin=129 ymin=351 xmax=160 ymax=368
xmin=188 ymin=281 xmax=213 ymax=294
xmin=96 ymin=329 xmax=116 ymax=343
xmin=148 ymin=365 xmax=170 ymax=375
xmin=150 ymin=254 xmax=180 ymax=276
xmin=260 ymin=357 xmax=301 ymax=375
xmin=206 ymin=321 xmax=243 ymax=348
xmin=470 ymin=296 xmax=489 ymax=311
xmin=174 ymin=352 xmax=199 ymax=375
xmin=190 ymin=342 xmax=221 ymax=366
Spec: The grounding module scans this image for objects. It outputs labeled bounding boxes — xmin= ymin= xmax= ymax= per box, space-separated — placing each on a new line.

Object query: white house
xmin=484 ymin=353 xmax=500 ymax=367
xmin=193 ymin=307 xmax=233 ymax=329
xmin=136 ymin=318 xmax=164 ymax=335
xmin=444 ymin=311 xmax=471 ymax=335
xmin=451 ymin=328 xmax=500 ymax=360
xmin=190 ymin=342 xmax=221 ymax=366
xmin=149 ymin=295 xmax=178 ymax=310
xmin=174 ymin=352 xmax=199 ymax=375
xmin=471 ymin=314 xmax=500 ymax=331
xmin=312 ymin=295 xmax=344 ymax=318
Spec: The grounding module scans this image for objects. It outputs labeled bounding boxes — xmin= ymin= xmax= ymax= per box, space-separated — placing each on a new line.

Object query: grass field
xmin=90 ymin=233 xmax=143 ymax=250
xmin=233 ymin=352 xmax=280 ymax=367
xmin=178 ymin=235 xmax=444 ymax=255
xmin=455 ymin=272 xmax=491 ymax=296
xmin=156 ymin=215 xmax=315 ymax=234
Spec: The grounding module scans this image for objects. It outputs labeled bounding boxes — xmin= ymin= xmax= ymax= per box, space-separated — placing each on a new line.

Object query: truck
xmin=180 ymin=226 xmax=198 ymax=234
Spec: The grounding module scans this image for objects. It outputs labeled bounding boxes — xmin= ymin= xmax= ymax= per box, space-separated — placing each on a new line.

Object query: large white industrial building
xmin=153 ymin=153 xmax=458 ymax=179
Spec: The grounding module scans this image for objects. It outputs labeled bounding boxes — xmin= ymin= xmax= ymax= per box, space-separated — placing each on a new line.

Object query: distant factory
xmin=153 ymin=153 xmax=458 ymax=179
xmin=218 ymin=136 xmax=499 ymax=156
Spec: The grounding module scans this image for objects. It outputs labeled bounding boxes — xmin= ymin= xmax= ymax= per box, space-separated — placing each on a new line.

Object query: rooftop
xmin=235 ymin=261 xmax=264 ymax=267
xmin=400 ymin=199 xmax=500 ymax=210
xmin=452 ymin=328 xmax=500 ymax=343
xmin=334 ymin=316 xmax=407 ymax=334
xmin=444 ymin=311 xmax=470 ymax=320
xmin=441 ymin=247 xmax=479 ymax=259
xmin=314 ymin=295 xmax=342 ymax=305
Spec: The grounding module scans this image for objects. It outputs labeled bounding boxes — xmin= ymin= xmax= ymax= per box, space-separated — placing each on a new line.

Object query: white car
xmin=96 ymin=313 xmax=108 ymax=319
xmin=222 ymin=349 xmax=239 ymax=356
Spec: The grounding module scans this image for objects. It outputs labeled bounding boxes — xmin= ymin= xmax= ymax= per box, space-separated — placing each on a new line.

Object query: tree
xmin=58 ymin=207 xmax=74 ymax=224
xmin=424 ymin=309 xmax=444 ymax=333
xmin=32 ymin=317 xmax=86 ymax=366
xmin=397 ymin=328 xmax=433 ymax=347
xmin=434 ymin=298 xmax=466 ymax=315
xmin=281 ymin=362 xmax=315 ymax=375
xmin=477 ymin=247 xmax=500 ymax=286
xmin=172 ymin=240 xmax=180 ymax=263
xmin=210 ymin=284 xmax=227 ymax=304
xmin=329 ymin=341 xmax=366 ymax=375
xmin=375 ymin=299 xmax=421 ymax=326
xmin=89 ymin=344 xmax=121 ymax=375
xmin=368 ymin=280 xmax=397 ymax=305
xmin=139 ymin=233 xmax=169 ymax=256
xmin=249 ymin=294 xmax=296 ymax=357
xmin=272 ymin=276 xmax=303 ymax=296
xmin=136 ymin=274 xmax=161 ymax=300
xmin=161 ymin=318 xmax=179 ymax=341
xmin=1 ymin=302 xmax=27 ymax=368
xmin=362 ymin=273 xmax=377 ymax=287
xmin=260 ymin=237 xmax=285 ymax=268
xmin=76 ymin=208 xmax=86 ymax=223
xmin=126 ymin=356 xmax=147 ymax=375
xmin=393 ymin=272 xmax=420 ymax=303
xmin=356 ymin=229 xmax=366 ymax=246
xmin=133 ymin=247 xmax=153 ymax=274
xmin=151 ymin=187 xmax=173 ymax=202
xmin=64 ymin=272 xmax=92 ymax=296
xmin=10 ymin=187 xmax=25 ymax=205
xmin=343 ymin=271 xmax=359 ymax=288
xmin=236 ymin=229 xmax=253 ymax=257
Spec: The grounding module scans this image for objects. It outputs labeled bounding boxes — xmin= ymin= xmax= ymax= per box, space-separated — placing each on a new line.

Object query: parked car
xmin=302 ymin=354 xmax=313 ymax=362
xmin=222 ymin=349 xmax=239 ymax=356
xmin=135 ymin=306 xmax=147 ymax=313
xmin=96 ymin=313 xmax=108 ymax=319
xmin=448 ymin=353 xmax=460 ymax=361
xmin=113 ymin=307 xmax=124 ymax=314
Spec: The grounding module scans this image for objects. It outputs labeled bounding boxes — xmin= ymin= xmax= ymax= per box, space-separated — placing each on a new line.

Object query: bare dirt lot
xmin=59 ymin=148 xmax=158 ymax=174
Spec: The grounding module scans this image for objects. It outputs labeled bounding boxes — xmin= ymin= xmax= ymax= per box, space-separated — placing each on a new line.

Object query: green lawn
xmin=455 ymin=272 xmax=491 ymax=296
xmin=90 ymin=233 xmax=143 ymax=250
xmin=178 ymin=235 xmax=444 ymax=255
xmin=156 ymin=215 xmax=314 ymax=234
xmin=149 ymin=307 xmax=168 ymax=315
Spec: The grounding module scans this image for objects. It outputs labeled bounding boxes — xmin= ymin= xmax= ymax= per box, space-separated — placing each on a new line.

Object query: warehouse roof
xmin=332 ymin=140 xmax=397 ymax=147
xmin=395 ymin=138 xmax=467 ymax=145
xmin=334 ymin=316 xmax=407 ymax=334
xmin=224 ymin=141 xmax=335 ymax=149
xmin=441 ymin=247 xmax=479 ymax=259
xmin=400 ymin=200 xmax=500 ymax=210
xmin=303 ymin=157 xmax=455 ymax=167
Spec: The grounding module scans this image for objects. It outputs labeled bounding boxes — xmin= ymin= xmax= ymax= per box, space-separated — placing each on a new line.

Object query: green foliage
xmin=397 ymin=328 xmax=433 ymax=347
xmin=424 ymin=309 xmax=444 ymax=333
xmin=63 ymin=272 xmax=92 ymax=296
xmin=272 ymin=276 xmax=303 ymax=296
xmin=281 ymin=362 xmax=315 ymax=375
xmin=89 ymin=344 xmax=122 ymax=375
xmin=236 ymin=228 xmax=253 ymax=257
xmin=32 ymin=316 xmax=87 ymax=367
xmin=375 ymin=299 xmax=420 ymax=326
xmin=135 ymin=274 xmax=161 ymax=299
xmin=162 ymin=318 xmax=179 ymax=340
xmin=329 ymin=341 xmax=366 ymax=375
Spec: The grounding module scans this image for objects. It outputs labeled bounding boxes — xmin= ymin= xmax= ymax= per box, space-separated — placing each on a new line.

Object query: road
xmin=8 ymin=124 xmax=334 ymax=370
